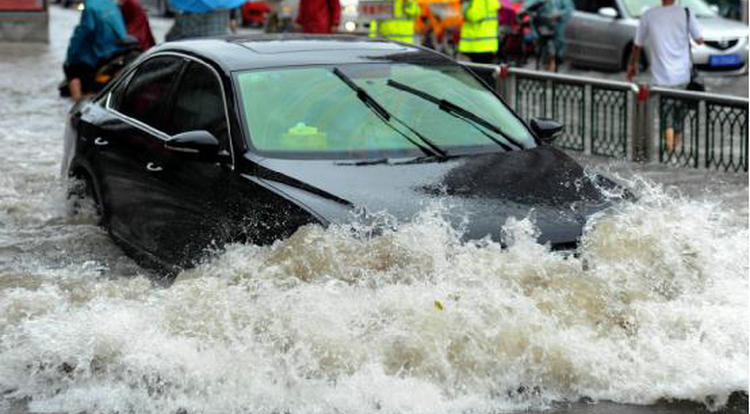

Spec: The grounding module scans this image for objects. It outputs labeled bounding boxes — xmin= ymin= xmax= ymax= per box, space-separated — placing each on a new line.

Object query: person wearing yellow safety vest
xmin=368 ymin=0 xmax=421 ymax=44
xmin=457 ymin=0 xmax=500 ymax=64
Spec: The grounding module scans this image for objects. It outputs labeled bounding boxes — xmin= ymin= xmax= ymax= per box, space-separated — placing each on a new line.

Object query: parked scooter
xmin=58 ymin=35 xmax=142 ymax=98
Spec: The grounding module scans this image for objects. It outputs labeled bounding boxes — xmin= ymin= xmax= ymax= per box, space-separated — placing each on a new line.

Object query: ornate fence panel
xmin=552 ymin=82 xmax=585 ymax=151
xmin=591 ymin=87 xmax=629 ymax=158
xmin=706 ymin=102 xmax=748 ymax=172
xmin=652 ymin=88 xmax=748 ymax=172
xmin=658 ymin=95 xmax=701 ymax=168
xmin=506 ymin=69 xmax=634 ymax=157
xmin=515 ymin=77 xmax=547 ymax=120
xmin=463 ymin=64 xmax=748 ymax=173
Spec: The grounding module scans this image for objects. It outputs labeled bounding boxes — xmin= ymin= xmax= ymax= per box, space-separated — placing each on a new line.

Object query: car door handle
xmin=94 ymin=137 xmax=109 ymax=146
xmin=146 ymin=162 xmax=163 ymax=172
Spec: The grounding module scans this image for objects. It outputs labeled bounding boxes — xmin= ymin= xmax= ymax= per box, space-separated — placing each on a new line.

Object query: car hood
xmin=246 ymin=146 xmax=618 ymax=248
xmin=696 ymin=16 xmax=749 ymax=39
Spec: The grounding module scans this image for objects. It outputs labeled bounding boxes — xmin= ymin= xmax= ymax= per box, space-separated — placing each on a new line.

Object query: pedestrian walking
xmin=165 ymin=10 xmax=232 ymax=41
xmin=627 ymin=0 xmax=705 ymax=153
xmin=368 ymin=0 xmax=421 ymax=44
xmin=64 ymin=0 xmax=127 ymax=101
xmin=295 ymin=0 xmax=341 ymax=34
xmin=457 ymin=0 xmax=500 ymax=64
xmin=164 ymin=0 xmax=244 ymax=41
xmin=119 ymin=0 xmax=156 ymax=50
xmin=524 ymin=0 xmax=573 ymax=71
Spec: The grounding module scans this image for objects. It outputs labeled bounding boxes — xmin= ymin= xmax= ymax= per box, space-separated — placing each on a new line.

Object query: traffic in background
xmin=149 ymin=0 xmax=747 ymax=95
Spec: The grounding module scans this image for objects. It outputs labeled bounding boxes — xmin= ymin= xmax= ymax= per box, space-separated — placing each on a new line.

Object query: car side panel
xmin=567 ymin=11 xmax=624 ymax=67
xmin=140 ymin=148 xmax=236 ymax=267
xmin=76 ymin=103 xmax=153 ymax=243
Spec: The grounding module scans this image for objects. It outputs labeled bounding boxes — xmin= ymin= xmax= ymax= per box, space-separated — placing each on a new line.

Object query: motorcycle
xmin=58 ymin=35 xmax=142 ymax=98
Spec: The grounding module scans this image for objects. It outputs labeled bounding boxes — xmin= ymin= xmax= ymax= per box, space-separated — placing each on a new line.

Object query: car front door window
xmin=165 ymin=61 xmax=229 ymax=150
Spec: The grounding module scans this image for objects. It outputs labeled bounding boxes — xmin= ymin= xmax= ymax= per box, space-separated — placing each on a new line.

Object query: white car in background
xmin=564 ymin=0 xmax=749 ymax=74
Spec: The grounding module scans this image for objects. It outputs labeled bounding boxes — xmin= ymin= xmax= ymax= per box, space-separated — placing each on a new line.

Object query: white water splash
xmin=0 ymin=178 xmax=746 ymax=414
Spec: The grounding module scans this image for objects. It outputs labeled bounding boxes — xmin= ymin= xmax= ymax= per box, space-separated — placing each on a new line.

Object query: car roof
xmin=149 ymin=34 xmax=456 ymax=73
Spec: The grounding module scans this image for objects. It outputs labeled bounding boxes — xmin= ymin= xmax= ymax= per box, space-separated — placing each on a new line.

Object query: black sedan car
xmin=63 ymin=35 xmax=618 ymax=275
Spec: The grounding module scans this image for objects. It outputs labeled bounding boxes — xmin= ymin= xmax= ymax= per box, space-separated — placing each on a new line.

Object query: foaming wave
xmin=0 ymin=178 xmax=746 ymax=414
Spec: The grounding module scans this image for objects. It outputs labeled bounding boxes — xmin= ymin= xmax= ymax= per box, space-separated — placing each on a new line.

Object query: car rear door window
xmin=108 ymin=70 xmax=135 ymax=110
xmin=118 ymin=56 xmax=184 ymax=132
xmin=165 ymin=61 xmax=228 ymax=147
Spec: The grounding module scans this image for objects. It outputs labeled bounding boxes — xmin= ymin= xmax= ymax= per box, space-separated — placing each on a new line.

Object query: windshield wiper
xmin=386 ymin=79 xmax=525 ymax=151
xmin=332 ymin=68 xmax=448 ymax=159
xmin=334 ymin=157 xmax=390 ymax=166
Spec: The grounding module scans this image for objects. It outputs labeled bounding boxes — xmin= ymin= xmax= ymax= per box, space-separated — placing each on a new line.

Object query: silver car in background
xmin=564 ymin=0 xmax=749 ymax=74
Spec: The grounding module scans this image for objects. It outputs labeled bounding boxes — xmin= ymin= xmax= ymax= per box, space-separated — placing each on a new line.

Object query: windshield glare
xmin=236 ymin=63 xmax=535 ymax=159
xmin=624 ymin=0 xmax=716 ymax=17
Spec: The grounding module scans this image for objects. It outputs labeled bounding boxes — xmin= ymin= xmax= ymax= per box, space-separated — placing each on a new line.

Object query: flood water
xmin=0 ymin=7 xmax=747 ymax=414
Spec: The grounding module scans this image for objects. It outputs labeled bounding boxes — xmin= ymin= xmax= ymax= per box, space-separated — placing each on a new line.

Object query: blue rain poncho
xmin=168 ymin=0 xmax=245 ymax=13
xmin=65 ymin=0 xmax=127 ymax=68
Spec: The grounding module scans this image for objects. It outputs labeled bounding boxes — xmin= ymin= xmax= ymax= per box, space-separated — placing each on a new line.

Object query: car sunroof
xmin=239 ymin=40 xmax=410 ymax=54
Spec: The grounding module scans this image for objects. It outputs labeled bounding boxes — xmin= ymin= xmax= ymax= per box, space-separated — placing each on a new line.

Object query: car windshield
xmin=624 ymin=0 xmax=716 ymax=17
xmin=236 ymin=63 xmax=536 ymax=159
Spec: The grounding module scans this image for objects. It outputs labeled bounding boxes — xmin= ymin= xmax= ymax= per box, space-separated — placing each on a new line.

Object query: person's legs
xmin=546 ymin=55 xmax=556 ymax=72
xmin=662 ymin=86 xmax=693 ymax=153
xmin=664 ymin=127 xmax=677 ymax=153
xmin=665 ymin=103 xmax=689 ymax=153
xmin=548 ymin=30 xmax=564 ymax=72
xmin=64 ymin=63 xmax=96 ymax=101
xmin=69 ymin=78 xmax=83 ymax=101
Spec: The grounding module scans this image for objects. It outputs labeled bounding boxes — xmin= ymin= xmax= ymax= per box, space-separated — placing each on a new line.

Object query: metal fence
xmin=462 ymin=63 xmax=748 ymax=173
xmin=648 ymin=87 xmax=748 ymax=173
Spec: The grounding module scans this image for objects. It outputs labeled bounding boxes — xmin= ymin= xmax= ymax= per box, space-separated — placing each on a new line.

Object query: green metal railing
xmin=461 ymin=63 xmax=748 ymax=173
xmin=591 ymin=87 xmax=628 ymax=158
xmin=706 ymin=102 xmax=748 ymax=172
xmin=658 ymin=95 xmax=700 ymax=168
xmin=516 ymin=77 xmax=547 ymax=120
xmin=552 ymin=82 xmax=585 ymax=151
xmin=652 ymin=87 xmax=748 ymax=172
xmin=486 ymin=66 xmax=636 ymax=158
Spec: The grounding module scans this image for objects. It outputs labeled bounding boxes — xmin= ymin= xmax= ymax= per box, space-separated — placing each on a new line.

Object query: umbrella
xmin=168 ymin=0 xmax=246 ymax=13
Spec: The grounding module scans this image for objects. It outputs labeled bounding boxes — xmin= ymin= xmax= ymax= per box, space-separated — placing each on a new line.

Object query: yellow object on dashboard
xmin=282 ymin=122 xmax=328 ymax=150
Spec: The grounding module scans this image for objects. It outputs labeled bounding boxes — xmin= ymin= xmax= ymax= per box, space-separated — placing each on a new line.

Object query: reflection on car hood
xmin=695 ymin=16 xmax=749 ymax=39
xmin=248 ymin=146 xmax=618 ymax=248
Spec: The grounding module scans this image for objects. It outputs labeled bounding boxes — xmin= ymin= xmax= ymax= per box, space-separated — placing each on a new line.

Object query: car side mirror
xmin=530 ymin=118 xmax=564 ymax=143
xmin=165 ymin=130 xmax=220 ymax=161
xmin=598 ymin=7 xmax=619 ymax=18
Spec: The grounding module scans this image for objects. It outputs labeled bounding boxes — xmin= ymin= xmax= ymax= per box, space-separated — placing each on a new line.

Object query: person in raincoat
xmin=457 ymin=0 xmax=500 ymax=63
xmin=368 ymin=0 xmax=421 ymax=44
xmin=64 ymin=0 xmax=127 ymax=101
xmin=524 ymin=0 xmax=573 ymax=71
xmin=296 ymin=0 xmax=341 ymax=33
xmin=119 ymin=0 xmax=155 ymax=50
xmin=166 ymin=9 xmax=232 ymax=41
